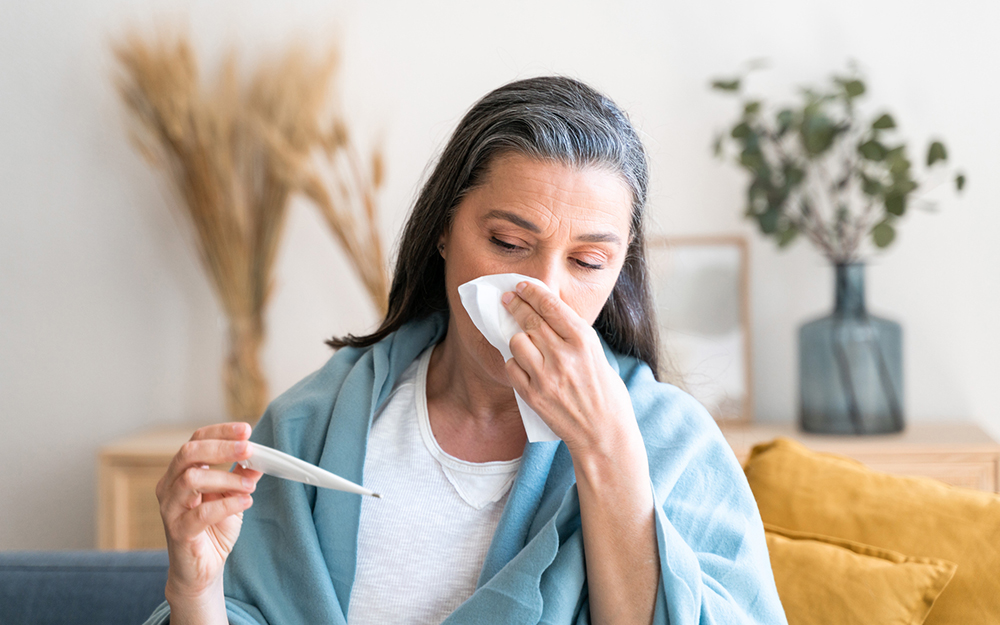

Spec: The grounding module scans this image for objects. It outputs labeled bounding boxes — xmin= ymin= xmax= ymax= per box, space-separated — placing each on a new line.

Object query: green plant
xmin=710 ymin=60 xmax=966 ymax=263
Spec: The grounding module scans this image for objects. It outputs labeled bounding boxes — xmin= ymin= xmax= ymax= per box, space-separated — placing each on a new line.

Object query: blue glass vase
xmin=798 ymin=263 xmax=904 ymax=434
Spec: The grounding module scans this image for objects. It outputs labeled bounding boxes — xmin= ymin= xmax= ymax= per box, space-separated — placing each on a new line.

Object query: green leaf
xmin=860 ymin=173 xmax=882 ymax=196
xmin=768 ymin=185 xmax=790 ymax=210
xmin=712 ymin=132 xmax=724 ymax=158
xmin=841 ymin=79 xmax=866 ymax=98
xmin=889 ymin=152 xmax=911 ymax=174
xmin=927 ymin=141 xmax=948 ymax=166
xmin=800 ymin=113 xmax=838 ymax=156
xmin=740 ymin=147 xmax=770 ymax=177
xmin=777 ymin=109 xmax=794 ymax=131
xmin=872 ymin=113 xmax=896 ymax=130
xmin=711 ymin=78 xmax=741 ymax=92
xmin=885 ymin=192 xmax=907 ymax=216
xmin=782 ymin=162 xmax=805 ymax=188
xmin=758 ymin=209 xmax=781 ymax=234
xmin=777 ymin=224 xmax=799 ymax=247
xmin=872 ymin=221 xmax=896 ymax=248
xmin=744 ymin=101 xmax=761 ymax=115
xmin=747 ymin=178 xmax=769 ymax=211
xmin=731 ymin=122 xmax=751 ymax=139
xmin=858 ymin=139 xmax=887 ymax=161
xmin=956 ymin=173 xmax=966 ymax=191
xmin=891 ymin=178 xmax=918 ymax=195
xmin=775 ymin=109 xmax=794 ymax=139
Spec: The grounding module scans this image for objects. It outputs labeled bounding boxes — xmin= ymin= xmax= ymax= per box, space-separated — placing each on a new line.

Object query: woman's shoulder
xmin=253 ymin=314 xmax=448 ymax=448
xmin=608 ymin=348 xmax=717 ymax=432
xmin=262 ymin=343 xmax=370 ymax=428
xmin=609 ymin=348 xmax=745 ymax=493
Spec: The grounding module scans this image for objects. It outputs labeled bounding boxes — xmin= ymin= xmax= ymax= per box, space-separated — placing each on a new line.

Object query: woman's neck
xmin=424 ymin=323 xmax=527 ymax=462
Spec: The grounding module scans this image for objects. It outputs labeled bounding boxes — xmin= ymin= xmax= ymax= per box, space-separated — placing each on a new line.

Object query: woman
xmin=146 ymin=76 xmax=787 ymax=625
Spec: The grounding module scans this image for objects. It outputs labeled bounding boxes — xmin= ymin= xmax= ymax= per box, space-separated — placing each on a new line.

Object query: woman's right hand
xmin=156 ymin=422 xmax=262 ymax=620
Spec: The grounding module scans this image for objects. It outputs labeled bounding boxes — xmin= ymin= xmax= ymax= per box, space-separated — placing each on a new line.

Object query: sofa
xmin=0 ymin=549 xmax=168 ymax=625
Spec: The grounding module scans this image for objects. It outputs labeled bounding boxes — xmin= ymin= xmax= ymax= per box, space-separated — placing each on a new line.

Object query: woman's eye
xmin=490 ymin=237 xmax=521 ymax=251
xmin=491 ymin=236 xmax=603 ymax=270
xmin=574 ymin=258 xmax=604 ymax=271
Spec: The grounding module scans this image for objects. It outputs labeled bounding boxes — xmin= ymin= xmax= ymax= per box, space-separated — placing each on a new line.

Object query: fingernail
xmin=240 ymin=494 xmax=252 ymax=506
xmin=516 ymin=282 xmax=527 ymax=293
xmin=501 ymin=292 xmax=514 ymax=305
xmin=235 ymin=441 xmax=248 ymax=454
xmin=242 ymin=477 xmax=254 ymax=491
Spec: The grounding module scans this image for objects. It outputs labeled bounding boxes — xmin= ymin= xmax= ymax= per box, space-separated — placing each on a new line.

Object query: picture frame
xmin=645 ymin=234 xmax=753 ymax=424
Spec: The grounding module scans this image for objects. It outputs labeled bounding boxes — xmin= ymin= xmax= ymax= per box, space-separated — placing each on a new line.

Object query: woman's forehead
xmin=465 ymin=153 xmax=632 ymax=236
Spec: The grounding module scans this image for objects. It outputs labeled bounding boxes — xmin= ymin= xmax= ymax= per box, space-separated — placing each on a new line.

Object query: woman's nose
xmin=524 ymin=256 xmax=565 ymax=301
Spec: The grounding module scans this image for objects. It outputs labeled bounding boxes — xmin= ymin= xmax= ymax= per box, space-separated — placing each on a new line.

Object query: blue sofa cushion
xmin=0 ymin=550 xmax=168 ymax=625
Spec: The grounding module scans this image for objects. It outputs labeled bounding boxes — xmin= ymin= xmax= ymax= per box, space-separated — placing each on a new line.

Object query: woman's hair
xmin=328 ymin=75 xmax=660 ymax=379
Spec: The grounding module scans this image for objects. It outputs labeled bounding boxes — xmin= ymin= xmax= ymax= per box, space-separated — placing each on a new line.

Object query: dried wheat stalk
xmin=114 ymin=29 xmax=388 ymax=423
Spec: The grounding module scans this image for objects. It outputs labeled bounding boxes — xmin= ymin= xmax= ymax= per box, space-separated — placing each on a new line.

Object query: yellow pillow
xmin=764 ymin=523 xmax=956 ymax=625
xmin=745 ymin=437 xmax=1000 ymax=625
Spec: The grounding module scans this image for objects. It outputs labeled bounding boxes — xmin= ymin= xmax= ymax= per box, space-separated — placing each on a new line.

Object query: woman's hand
xmin=501 ymin=280 xmax=640 ymax=458
xmin=155 ymin=422 xmax=261 ymax=621
xmin=504 ymin=281 xmax=660 ymax=623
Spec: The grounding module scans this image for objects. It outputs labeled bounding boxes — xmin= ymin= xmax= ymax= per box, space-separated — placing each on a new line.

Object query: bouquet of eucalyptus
xmin=710 ymin=61 xmax=965 ymax=263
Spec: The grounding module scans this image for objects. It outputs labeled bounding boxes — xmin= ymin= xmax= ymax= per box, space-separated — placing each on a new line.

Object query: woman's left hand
xmin=502 ymin=280 xmax=639 ymax=457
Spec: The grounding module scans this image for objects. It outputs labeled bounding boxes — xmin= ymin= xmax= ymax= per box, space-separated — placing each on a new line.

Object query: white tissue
xmin=458 ymin=273 xmax=560 ymax=442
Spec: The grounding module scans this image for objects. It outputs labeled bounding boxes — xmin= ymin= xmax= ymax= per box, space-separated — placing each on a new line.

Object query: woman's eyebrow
xmin=482 ymin=209 xmax=622 ymax=245
xmin=576 ymin=232 xmax=622 ymax=244
xmin=483 ymin=210 xmax=540 ymax=233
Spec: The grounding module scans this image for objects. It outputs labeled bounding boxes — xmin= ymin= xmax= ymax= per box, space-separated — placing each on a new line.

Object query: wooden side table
xmin=97 ymin=426 xmax=203 ymax=550
xmin=720 ymin=421 xmax=1000 ymax=493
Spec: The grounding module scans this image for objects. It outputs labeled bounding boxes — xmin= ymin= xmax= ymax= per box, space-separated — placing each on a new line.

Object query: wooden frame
xmin=645 ymin=234 xmax=753 ymax=424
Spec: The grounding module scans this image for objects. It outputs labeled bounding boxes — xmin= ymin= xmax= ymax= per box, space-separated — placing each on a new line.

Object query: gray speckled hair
xmin=329 ymin=76 xmax=660 ymax=379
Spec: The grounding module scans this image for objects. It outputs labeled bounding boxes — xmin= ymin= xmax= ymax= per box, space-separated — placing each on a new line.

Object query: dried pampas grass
xmin=114 ymin=28 xmax=388 ymax=423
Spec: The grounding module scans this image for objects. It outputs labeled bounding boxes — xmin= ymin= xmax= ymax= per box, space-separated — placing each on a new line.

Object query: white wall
xmin=2 ymin=0 xmax=997 ymax=549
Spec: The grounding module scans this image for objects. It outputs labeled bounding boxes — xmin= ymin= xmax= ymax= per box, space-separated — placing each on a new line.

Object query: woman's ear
xmin=437 ymin=233 xmax=448 ymax=259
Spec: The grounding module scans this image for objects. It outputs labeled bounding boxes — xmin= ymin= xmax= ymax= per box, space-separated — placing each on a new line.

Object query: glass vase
xmin=798 ymin=263 xmax=904 ymax=434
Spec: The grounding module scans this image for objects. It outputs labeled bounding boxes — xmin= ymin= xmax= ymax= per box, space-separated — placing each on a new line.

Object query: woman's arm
xmin=502 ymin=281 xmax=660 ymax=624
xmin=572 ymin=423 xmax=659 ymax=624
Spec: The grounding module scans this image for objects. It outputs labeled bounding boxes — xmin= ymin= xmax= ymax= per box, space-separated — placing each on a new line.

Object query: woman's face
xmin=439 ymin=152 xmax=634 ymax=385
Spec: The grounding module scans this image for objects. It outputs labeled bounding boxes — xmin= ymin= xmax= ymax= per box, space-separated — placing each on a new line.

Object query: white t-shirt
xmin=347 ymin=345 xmax=523 ymax=625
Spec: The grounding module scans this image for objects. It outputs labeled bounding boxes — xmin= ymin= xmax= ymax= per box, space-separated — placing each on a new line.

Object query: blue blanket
xmin=144 ymin=312 xmax=787 ymax=624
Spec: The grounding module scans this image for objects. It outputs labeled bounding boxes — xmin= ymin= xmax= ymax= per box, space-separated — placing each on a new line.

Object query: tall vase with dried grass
xmin=114 ymin=31 xmax=388 ymax=424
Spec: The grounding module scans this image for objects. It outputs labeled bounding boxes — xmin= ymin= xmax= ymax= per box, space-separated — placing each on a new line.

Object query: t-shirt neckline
xmin=414 ymin=345 xmax=522 ymax=475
